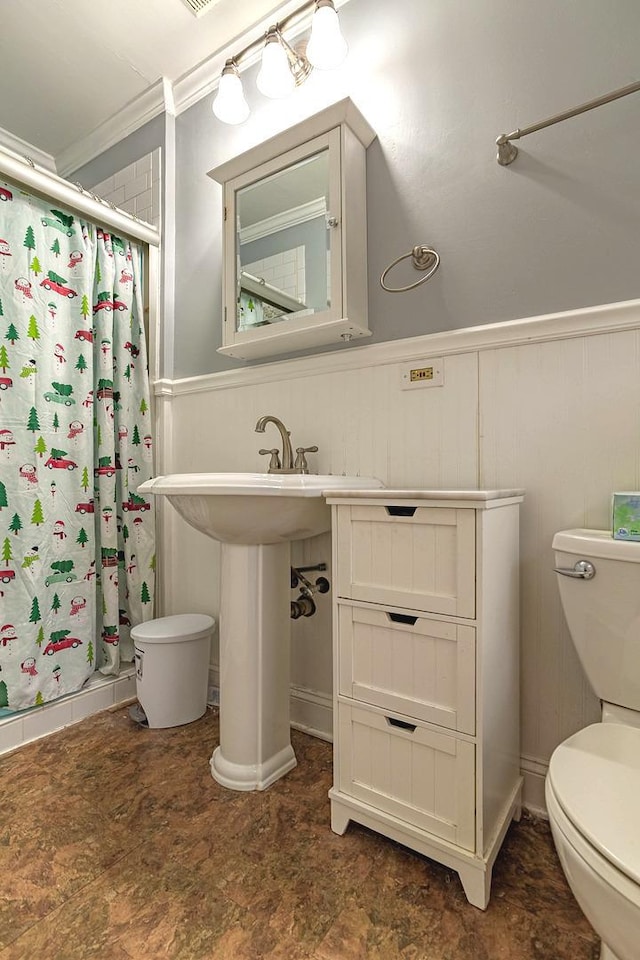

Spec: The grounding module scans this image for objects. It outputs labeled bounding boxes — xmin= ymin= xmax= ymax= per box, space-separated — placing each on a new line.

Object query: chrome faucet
xmin=255 ymin=415 xmax=318 ymax=474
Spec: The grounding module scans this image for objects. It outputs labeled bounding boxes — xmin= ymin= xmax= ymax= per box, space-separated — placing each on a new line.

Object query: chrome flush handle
xmin=554 ymin=560 xmax=596 ymax=580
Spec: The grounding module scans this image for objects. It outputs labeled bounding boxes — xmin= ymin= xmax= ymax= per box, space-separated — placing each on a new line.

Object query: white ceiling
xmin=0 ymin=0 xmax=292 ymax=160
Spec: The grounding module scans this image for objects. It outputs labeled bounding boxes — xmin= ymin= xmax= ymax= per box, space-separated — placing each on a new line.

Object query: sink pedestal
xmin=210 ymin=542 xmax=297 ymax=790
xmin=137 ymin=472 xmax=383 ymax=793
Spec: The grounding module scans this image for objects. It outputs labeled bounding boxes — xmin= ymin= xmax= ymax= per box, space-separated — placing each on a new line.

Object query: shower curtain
xmin=0 ymin=178 xmax=155 ymax=711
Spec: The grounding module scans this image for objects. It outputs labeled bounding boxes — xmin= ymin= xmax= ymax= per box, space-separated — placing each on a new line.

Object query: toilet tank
xmin=553 ymin=529 xmax=640 ymax=711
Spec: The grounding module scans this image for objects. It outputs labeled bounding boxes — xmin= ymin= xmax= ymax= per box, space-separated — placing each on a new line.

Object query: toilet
xmin=548 ymin=529 xmax=640 ymax=960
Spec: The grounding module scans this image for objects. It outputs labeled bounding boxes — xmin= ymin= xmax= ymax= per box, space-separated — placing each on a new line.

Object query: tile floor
xmin=0 ymin=706 xmax=599 ymax=960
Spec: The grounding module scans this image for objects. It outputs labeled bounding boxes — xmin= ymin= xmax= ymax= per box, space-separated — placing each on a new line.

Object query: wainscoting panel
xmin=161 ymin=301 xmax=640 ymax=811
xmin=166 ymin=351 xmax=479 ymax=717
xmin=479 ymin=328 xmax=640 ymax=765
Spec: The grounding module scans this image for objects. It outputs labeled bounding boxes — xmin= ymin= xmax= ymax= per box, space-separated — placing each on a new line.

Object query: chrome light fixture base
xmin=212 ymin=0 xmax=349 ymax=125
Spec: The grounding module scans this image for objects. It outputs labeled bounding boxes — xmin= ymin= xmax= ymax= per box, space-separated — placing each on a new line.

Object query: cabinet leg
xmin=458 ymin=864 xmax=492 ymax=910
xmin=513 ymin=801 xmax=522 ymax=823
xmin=330 ymin=801 xmax=351 ymax=836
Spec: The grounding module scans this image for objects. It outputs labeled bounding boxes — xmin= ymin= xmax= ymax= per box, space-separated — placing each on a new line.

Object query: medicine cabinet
xmin=208 ymin=98 xmax=375 ymax=361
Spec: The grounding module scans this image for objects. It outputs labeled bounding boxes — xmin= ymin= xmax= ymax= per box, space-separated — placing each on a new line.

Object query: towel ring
xmin=380 ymin=245 xmax=440 ymax=293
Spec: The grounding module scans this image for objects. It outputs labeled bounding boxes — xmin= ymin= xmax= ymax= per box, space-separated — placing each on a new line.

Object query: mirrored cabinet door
xmin=230 ymin=131 xmax=341 ymax=339
xmin=210 ymin=98 xmax=375 ymax=361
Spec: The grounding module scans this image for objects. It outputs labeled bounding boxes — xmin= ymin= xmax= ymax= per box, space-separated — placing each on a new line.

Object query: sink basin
xmin=138 ymin=472 xmax=383 ymax=544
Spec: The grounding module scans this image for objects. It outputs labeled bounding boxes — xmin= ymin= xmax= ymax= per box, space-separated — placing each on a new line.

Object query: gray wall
xmin=183 ymin=1 xmax=639 ymax=376
xmin=71 ymin=115 xmax=165 ymax=192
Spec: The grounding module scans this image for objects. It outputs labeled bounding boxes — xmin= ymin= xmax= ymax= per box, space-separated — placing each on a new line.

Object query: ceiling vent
xmin=179 ymin=0 xmax=222 ymax=17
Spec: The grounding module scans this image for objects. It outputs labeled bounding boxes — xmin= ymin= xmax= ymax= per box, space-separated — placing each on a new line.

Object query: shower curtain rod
xmin=0 ymin=142 xmax=160 ymax=246
xmin=496 ymin=78 xmax=640 ymax=166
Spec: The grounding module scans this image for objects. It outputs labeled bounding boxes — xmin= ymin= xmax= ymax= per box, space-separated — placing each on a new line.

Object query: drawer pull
xmin=385 ymin=505 xmax=417 ymax=517
xmin=386 ymin=716 xmax=417 ymax=733
xmin=387 ymin=612 xmax=418 ymax=625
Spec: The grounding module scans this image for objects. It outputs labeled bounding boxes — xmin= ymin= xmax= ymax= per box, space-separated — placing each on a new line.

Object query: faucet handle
xmin=294 ymin=446 xmax=318 ymax=474
xmin=259 ymin=448 xmax=281 ymax=472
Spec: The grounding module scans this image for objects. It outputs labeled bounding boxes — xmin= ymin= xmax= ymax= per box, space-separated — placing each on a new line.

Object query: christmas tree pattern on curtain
xmin=0 ymin=180 xmax=155 ymax=711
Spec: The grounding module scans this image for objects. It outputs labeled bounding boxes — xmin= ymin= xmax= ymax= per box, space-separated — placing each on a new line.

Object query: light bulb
xmin=213 ymin=62 xmax=250 ymax=125
xmin=307 ymin=0 xmax=348 ymax=70
xmin=257 ymin=33 xmax=296 ymax=98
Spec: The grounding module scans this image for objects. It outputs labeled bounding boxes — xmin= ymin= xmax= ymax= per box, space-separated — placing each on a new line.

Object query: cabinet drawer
xmin=337 ymin=702 xmax=475 ymax=851
xmin=335 ymin=504 xmax=475 ymax=617
xmin=338 ymin=605 xmax=475 ymax=735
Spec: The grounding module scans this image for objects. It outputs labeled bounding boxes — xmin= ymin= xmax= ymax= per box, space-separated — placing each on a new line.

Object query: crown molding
xmin=52 ymin=0 xmax=353 ymax=177
xmin=56 ymin=79 xmax=168 ymax=178
xmin=153 ymin=298 xmax=640 ymax=397
xmin=0 ymin=124 xmax=57 ymax=172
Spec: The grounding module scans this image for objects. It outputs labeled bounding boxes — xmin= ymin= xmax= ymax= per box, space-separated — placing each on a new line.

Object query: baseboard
xmin=520 ymin=753 xmax=549 ymax=818
xmin=207 ymin=665 xmax=550 ymax=813
xmin=207 ymin=668 xmax=333 ymax=743
xmin=289 ymin=684 xmax=333 ymax=742
xmin=0 ymin=667 xmax=137 ymax=756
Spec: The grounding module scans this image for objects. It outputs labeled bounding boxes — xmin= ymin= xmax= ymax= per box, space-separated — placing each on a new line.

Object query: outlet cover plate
xmin=400 ymin=358 xmax=444 ymax=390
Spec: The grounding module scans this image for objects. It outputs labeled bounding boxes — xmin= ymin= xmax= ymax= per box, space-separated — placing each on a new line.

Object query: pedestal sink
xmin=138 ymin=472 xmax=383 ymax=790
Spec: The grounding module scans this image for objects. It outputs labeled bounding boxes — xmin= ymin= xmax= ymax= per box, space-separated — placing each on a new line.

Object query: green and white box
xmin=612 ymin=493 xmax=640 ymax=541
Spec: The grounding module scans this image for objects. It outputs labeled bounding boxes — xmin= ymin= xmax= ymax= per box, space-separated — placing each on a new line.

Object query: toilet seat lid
xmin=548 ymin=723 xmax=640 ymax=885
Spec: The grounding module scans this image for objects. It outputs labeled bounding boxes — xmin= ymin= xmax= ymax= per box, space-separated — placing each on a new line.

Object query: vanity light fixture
xmin=256 ymin=27 xmax=311 ymax=98
xmin=212 ymin=60 xmax=250 ymax=124
xmin=307 ymin=0 xmax=348 ymax=69
xmin=212 ymin=0 xmax=347 ymax=124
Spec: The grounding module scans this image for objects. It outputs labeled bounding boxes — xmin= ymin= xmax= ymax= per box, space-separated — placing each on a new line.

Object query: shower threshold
xmin=0 ymin=664 xmax=136 ymax=756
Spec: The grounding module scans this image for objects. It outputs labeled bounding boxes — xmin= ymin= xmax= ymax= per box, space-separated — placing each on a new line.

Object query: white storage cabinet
xmin=327 ymin=490 xmax=524 ymax=909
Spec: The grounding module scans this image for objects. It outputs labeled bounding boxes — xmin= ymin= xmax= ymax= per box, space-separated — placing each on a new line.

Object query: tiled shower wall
xmin=90 ymin=150 xmax=161 ymax=228
xmin=161 ymin=304 xmax=640 ymax=812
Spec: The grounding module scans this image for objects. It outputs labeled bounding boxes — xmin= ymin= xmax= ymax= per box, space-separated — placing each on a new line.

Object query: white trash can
xmin=131 ymin=614 xmax=214 ymax=729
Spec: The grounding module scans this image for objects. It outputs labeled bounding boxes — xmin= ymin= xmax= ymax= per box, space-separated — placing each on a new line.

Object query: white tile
xmin=114 ymin=162 xmax=137 ymax=190
xmin=135 ymin=188 xmax=153 ymax=214
xmin=120 ymin=198 xmax=136 ymax=215
xmin=0 ymin=717 xmax=24 ymax=755
xmin=106 ymin=186 xmax=126 ymax=207
xmin=135 ymin=156 xmax=153 ymax=179
xmin=114 ymin=674 xmax=137 ymax=702
xmin=151 ymin=179 xmax=161 ymax=220
xmin=22 ymin=700 xmax=73 ymax=743
xmin=71 ymin=686 xmax=114 ymax=721
xmin=124 ymin=172 xmax=150 ymax=202
xmin=151 ymin=149 xmax=161 ymax=183
xmin=90 ymin=175 xmax=115 ymax=196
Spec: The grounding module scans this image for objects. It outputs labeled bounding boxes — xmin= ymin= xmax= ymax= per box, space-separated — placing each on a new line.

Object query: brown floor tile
xmin=0 ymin=707 xmax=601 ymax=960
